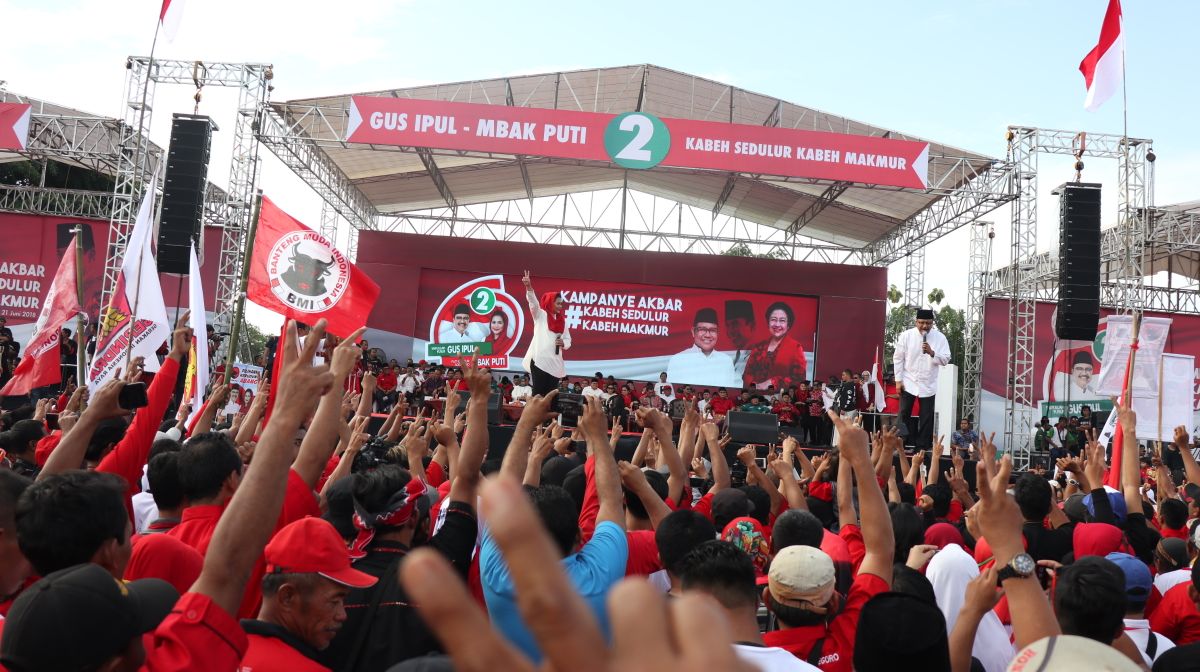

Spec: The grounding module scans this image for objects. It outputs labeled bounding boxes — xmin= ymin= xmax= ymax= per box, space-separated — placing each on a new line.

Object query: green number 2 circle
xmin=604 ymin=112 xmax=670 ymax=169
xmin=470 ymin=287 xmax=496 ymax=315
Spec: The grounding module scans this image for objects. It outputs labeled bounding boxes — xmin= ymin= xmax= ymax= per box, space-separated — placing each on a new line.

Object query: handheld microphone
xmin=922 ymin=331 xmax=929 ymax=355
xmin=555 ymin=333 xmax=561 ymax=355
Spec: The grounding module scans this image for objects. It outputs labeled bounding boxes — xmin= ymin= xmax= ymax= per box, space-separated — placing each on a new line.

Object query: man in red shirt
xmin=762 ymin=413 xmax=894 ymax=672
xmin=374 ymin=365 xmax=399 ymax=412
xmin=1 ymin=319 xmax=337 ymax=671
xmin=240 ymin=518 xmax=377 ymax=671
xmin=710 ymin=387 xmax=736 ymax=419
xmin=1149 ymin=563 xmax=1200 ymax=645
xmin=169 ymin=434 xmax=245 ymax=555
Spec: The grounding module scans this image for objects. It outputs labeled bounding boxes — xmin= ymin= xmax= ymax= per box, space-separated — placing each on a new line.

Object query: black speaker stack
xmin=157 ymin=114 xmax=215 ymax=274
xmin=1054 ymin=182 xmax=1102 ymax=341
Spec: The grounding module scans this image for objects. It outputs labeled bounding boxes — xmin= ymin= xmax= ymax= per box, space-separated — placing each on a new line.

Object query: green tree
xmin=721 ymin=242 xmax=790 ymax=260
xmin=927 ymin=287 xmax=945 ymax=306
xmin=0 ymin=159 xmax=115 ymax=191
xmin=887 ymin=284 xmax=902 ymax=304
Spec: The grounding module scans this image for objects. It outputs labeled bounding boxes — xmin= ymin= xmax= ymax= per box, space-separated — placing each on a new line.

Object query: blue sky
xmin=4 ymin=0 xmax=1198 ymax=318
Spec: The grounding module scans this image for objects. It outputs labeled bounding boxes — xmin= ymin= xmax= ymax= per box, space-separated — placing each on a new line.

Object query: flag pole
xmin=1119 ymin=8 xmax=1134 ymax=315
xmin=73 ymin=227 xmax=87 ymax=397
xmin=222 ymin=190 xmax=263 ymax=385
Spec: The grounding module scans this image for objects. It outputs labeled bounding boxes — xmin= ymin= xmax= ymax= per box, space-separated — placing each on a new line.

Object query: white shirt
xmin=724 ymin=347 xmax=751 ymax=381
xmin=132 ymin=490 xmax=159 ymax=533
xmin=734 ymin=644 xmax=821 ymax=671
xmin=667 ymin=345 xmax=740 ymax=387
xmin=1123 ymin=618 xmax=1175 ymax=665
xmin=582 ymin=386 xmax=606 ymax=400
xmin=438 ymin=321 xmax=487 ymax=343
xmin=654 ymin=381 xmax=676 ymax=404
xmin=1153 ymin=568 xmax=1192 ymax=598
xmin=511 ymin=384 xmax=532 ymax=402
xmin=892 ymin=326 xmax=951 ymax=398
xmin=521 ymin=289 xmax=572 ymax=379
xmin=398 ymin=374 xmax=421 ymax=394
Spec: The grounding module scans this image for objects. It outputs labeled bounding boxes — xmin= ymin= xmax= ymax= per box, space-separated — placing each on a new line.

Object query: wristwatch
xmin=996 ymin=553 xmax=1036 ymax=583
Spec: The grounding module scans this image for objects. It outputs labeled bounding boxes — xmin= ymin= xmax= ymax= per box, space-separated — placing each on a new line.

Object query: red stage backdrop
xmin=357 ymin=232 xmax=886 ymax=387
xmin=0 ymin=213 xmax=222 ymax=338
xmin=981 ymin=298 xmax=1200 ymax=432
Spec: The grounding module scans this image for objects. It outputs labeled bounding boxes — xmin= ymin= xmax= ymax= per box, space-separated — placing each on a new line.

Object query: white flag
xmin=184 ymin=243 xmax=209 ymax=422
xmin=88 ymin=180 xmax=170 ymax=389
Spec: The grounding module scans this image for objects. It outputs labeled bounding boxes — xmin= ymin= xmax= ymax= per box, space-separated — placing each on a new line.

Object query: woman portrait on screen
xmin=742 ymin=301 xmax=808 ymax=392
xmin=520 ymin=270 xmax=571 ymax=397
xmin=484 ymin=308 xmax=515 ymax=356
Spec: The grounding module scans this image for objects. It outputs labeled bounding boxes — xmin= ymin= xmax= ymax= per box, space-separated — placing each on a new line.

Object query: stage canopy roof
xmin=273 ymin=64 xmax=1000 ymax=251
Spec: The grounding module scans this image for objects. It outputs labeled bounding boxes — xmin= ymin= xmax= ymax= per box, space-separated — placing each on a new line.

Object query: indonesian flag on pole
xmin=159 ymin=0 xmax=185 ymax=42
xmin=869 ymin=346 xmax=886 ymax=412
xmin=1079 ymin=0 xmax=1124 ymax=112
xmin=247 ymin=196 xmax=380 ymax=339
xmin=182 ymin=242 xmax=208 ymax=423
xmin=88 ymin=179 xmax=171 ymax=389
xmin=0 ymin=236 xmax=85 ymax=396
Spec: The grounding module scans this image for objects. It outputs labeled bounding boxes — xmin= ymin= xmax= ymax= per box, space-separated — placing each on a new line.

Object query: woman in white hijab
xmin=926 ymin=543 xmax=1015 ymax=672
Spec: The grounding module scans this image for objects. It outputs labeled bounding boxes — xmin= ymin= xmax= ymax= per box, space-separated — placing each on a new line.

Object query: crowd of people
xmin=0 ymin=316 xmax=1198 ymax=671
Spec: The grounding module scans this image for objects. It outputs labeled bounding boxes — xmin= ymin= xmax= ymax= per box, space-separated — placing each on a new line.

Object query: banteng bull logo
xmin=266 ymin=232 xmax=349 ymax=313
xmin=282 ymin=241 xmax=334 ymax=297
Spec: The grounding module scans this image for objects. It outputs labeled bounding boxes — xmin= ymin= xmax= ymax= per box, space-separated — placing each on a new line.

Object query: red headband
xmin=348 ymin=477 xmax=426 ymax=560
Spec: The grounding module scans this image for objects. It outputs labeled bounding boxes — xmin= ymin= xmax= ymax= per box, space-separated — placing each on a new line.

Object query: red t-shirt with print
xmin=762 ymin=572 xmax=890 ymax=672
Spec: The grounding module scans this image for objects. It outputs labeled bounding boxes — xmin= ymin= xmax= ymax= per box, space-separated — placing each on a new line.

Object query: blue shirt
xmin=480 ymin=520 xmax=628 ymax=663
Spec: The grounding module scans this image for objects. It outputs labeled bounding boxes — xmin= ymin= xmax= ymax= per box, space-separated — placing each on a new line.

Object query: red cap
xmin=264 ymin=517 xmax=378 ymax=588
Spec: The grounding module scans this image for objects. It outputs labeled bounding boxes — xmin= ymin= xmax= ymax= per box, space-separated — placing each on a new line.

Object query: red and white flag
xmin=159 ymin=0 xmax=186 ymax=42
xmin=88 ymin=178 xmax=171 ymax=389
xmin=1079 ymin=0 xmax=1124 ymax=112
xmin=869 ymin=346 xmax=886 ymax=412
xmin=182 ymin=242 xmax=209 ymax=422
xmin=0 ymin=236 xmax=85 ymax=396
xmin=247 ymin=196 xmax=380 ymax=339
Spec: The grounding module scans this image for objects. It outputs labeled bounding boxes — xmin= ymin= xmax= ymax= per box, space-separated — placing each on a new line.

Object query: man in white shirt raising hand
xmin=892 ymin=308 xmax=950 ymax=451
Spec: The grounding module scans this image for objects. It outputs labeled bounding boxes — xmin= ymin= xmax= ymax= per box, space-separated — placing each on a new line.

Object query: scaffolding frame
xmin=980 ymin=127 xmax=1152 ymax=469
xmin=961 ymin=221 xmax=993 ymax=424
xmin=373 ymin=189 xmax=867 ymax=263
xmin=101 ymin=57 xmax=272 ymax=362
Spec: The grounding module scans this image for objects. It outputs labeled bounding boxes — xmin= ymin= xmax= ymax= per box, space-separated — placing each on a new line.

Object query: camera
xmin=352 ymin=437 xmax=401 ymax=473
xmin=554 ymin=392 xmax=584 ymax=428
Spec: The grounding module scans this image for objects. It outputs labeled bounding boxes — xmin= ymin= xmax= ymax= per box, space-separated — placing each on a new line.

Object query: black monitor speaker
xmin=726 ymin=411 xmax=780 ymax=444
xmin=157 ymin=114 xmax=215 ymax=274
xmin=1054 ymin=182 xmax=1101 ymax=341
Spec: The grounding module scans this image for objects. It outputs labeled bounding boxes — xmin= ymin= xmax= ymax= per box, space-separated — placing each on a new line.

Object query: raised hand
xmin=329 ymin=327 xmax=367 ymax=380
xmin=736 ymin=445 xmax=756 ymax=467
xmin=398 ymin=477 xmax=756 ymax=672
xmin=618 ymin=460 xmax=649 ymax=490
xmin=974 ymin=454 xmax=1023 ymax=557
xmin=124 ymin=356 xmax=146 ymax=383
xmin=463 ymin=350 xmax=492 ymax=397
xmin=169 ymin=311 xmax=192 ymax=360
xmin=85 ymin=379 xmax=129 ymax=420
xmin=577 ymin=395 xmax=607 ymax=439
xmin=906 ymin=544 xmax=938 ymax=570
xmin=962 ymin=566 xmax=1002 ymax=616
xmin=521 ymin=270 xmax=533 ymax=290
xmin=523 ymin=389 xmax=559 ymax=426
xmin=273 ymin=319 xmax=335 ymax=418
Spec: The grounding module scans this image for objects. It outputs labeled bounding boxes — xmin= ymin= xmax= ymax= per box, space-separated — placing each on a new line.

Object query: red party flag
xmin=247 ymin=196 xmax=380 ymax=339
xmin=1 ymin=235 xmax=85 ymax=396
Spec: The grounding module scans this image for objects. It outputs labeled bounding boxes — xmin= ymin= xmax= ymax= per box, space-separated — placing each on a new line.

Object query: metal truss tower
xmin=987 ymin=127 xmax=1151 ymax=468
xmin=1004 ymin=128 xmax=1038 ymax=467
xmin=904 ymin=247 xmax=925 ymax=308
xmin=961 ymin=221 xmax=992 ymax=424
xmin=102 ymin=58 xmax=271 ymax=363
